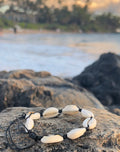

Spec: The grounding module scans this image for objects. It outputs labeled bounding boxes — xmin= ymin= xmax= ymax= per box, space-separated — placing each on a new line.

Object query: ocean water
xmin=0 ymin=33 xmax=120 ymax=77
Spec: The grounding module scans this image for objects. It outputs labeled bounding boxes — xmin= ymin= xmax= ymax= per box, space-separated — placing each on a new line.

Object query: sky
xmin=1 ymin=0 xmax=120 ymax=15
xmin=44 ymin=0 xmax=120 ymax=15
xmin=89 ymin=0 xmax=120 ymax=15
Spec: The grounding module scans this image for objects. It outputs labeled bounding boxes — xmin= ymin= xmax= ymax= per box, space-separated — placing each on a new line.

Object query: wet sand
xmin=70 ymin=41 xmax=120 ymax=55
xmin=1 ymin=28 xmax=65 ymax=35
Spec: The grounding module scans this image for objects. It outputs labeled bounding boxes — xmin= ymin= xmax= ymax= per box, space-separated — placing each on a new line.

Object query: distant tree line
xmin=36 ymin=5 xmax=120 ymax=32
xmin=0 ymin=0 xmax=120 ymax=32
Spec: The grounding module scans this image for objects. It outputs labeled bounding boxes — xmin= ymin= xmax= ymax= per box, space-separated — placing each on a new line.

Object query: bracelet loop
xmin=25 ymin=105 xmax=97 ymax=144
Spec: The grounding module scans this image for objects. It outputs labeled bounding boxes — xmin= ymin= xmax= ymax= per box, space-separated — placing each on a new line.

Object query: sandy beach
xmin=1 ymin=28 xmax=66 ymax=35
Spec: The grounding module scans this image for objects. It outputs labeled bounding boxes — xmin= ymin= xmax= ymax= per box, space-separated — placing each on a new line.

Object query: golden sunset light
xmin=44 ymin=0 xmax=120 ymax=15
xmin=0 ymin=0 xmax=120 ymax=14
xmin=89 ymin=0 xmax=120 ymax=13
xmin=0 ymin=0 xmax=120 ymax=151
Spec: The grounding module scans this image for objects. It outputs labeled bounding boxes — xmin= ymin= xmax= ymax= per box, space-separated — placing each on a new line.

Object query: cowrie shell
xmin=41 ymin=135 xmax=63 ymax=143
xmin=83 ymin=118 xmax=97 ymax=129
xmin=25 ymin=112 xmax=34 ymax=119
xmin=30 ymin=113 xmax=40 ymax=120
xmin=67 ymin=128 xmax=86 ymax=139
xmin=25 ymin=118 xmax=34 ymax=130
xmin=43 ymin=107 xmax=59 ymax=118
xmin=81 ymin=109 xmax=94 ymax=118
xmin=62 ymin=105 xmax=79 ymax=114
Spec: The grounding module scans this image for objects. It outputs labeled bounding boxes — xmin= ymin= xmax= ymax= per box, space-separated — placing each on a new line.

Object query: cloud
xmin=89 ymin=0 xmax=120 ymax=15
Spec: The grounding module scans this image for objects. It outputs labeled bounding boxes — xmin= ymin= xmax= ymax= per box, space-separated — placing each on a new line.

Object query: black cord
xmin=6 ymin=109 xmax=92 ymax=151
xmin=6 ymin=115 xmax=36 ymax=151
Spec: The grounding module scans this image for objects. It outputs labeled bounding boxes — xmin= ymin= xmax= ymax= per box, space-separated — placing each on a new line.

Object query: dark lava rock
xmin=73 ymin=52 xmax=120 ymax=106
xmin=0 ymin=70 xmax=104 ymax=112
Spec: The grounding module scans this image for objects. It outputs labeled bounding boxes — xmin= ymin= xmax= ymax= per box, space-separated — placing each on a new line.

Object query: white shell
xmin=83 ymin=118 xmax=97 ymax=129
xmin=88 ymin=118 xmax=97 ymax=129
xmin=67 ymin=128 xmax=86 ymax=140
xmin=25 ymin=112 xmax=33 ymax=119
xmin=25 ymin=112 xmax=40 ymax=120
xmin=30 ymin=113 xmax=40 ymax=120
xmin=82 ymin=118 xmax=89 ymax=128
xmin=25 ymin=118 xmax=34 ymax=130
xmin=43 ymin=107 xmax=59 ymax=118
xmin=62 ymin=105 xmax=79 ymax=114
xmin=41 ymin=135 xmax=63 ymax=143
xmin=81 ymin=109 xmax=94 ymax=118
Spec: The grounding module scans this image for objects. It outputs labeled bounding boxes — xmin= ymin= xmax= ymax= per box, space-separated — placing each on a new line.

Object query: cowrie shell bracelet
xmin=25 ymin=105 xmax=97 ymax=144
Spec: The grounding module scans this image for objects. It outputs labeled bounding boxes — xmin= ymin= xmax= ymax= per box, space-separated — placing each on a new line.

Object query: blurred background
xmin=0 ymin=0 xmax=120 ymax=77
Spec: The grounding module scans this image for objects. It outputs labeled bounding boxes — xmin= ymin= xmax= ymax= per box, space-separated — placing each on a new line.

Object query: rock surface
xmin=0 ymin=106 xmax=120 ymax=152
xmin=73 ymin=53 xmax=120 ymax=106
xmin=0 ymin=70 xmax=104 ymax=112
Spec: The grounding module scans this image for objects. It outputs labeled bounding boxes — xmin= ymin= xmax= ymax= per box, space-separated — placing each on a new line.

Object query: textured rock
xmin=1 ymin=70 xmax=51 ymax=79
xmin=73 ymin=53 xmax=120 ymax=106
xmin=108 ymin=105 xmax=120 ymax=116
xmin=0 ymin=70 xmax=104 ymax=112
xmin=0 ymin=107 xmax=120 ymax=152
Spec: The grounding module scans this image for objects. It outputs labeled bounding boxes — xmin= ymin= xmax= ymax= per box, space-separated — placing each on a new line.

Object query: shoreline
xmin=1 ymin=28 xmax=119 ymax=35
xmin=1 ymin=28 xmax=75 ymax=35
